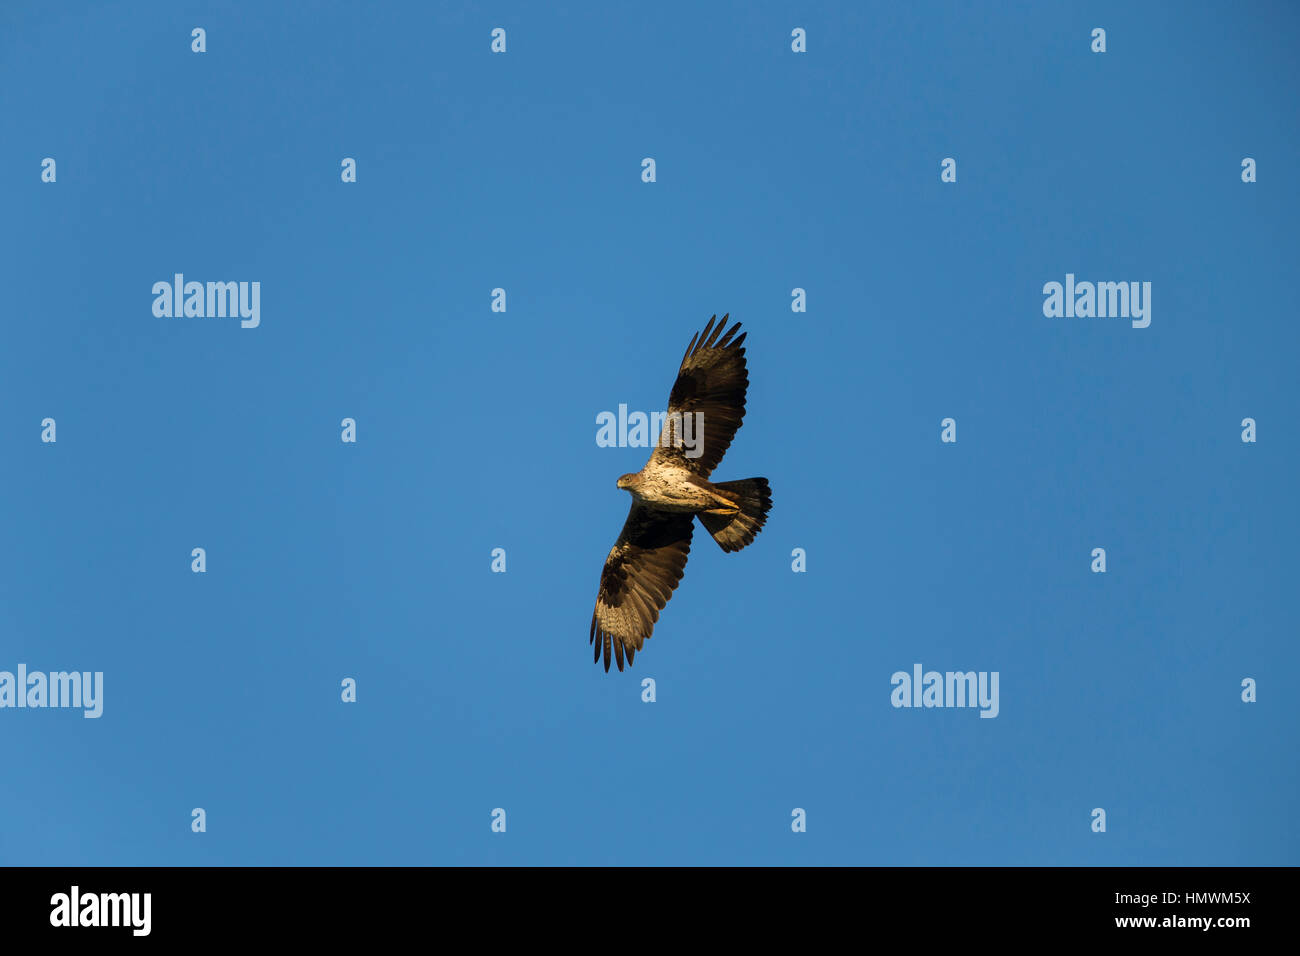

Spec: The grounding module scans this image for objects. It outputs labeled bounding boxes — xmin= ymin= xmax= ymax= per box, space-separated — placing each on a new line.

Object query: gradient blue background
xmin=2 ymin=1 xmax=1296 ymax=865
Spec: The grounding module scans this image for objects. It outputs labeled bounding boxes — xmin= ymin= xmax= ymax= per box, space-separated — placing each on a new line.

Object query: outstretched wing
xmin=590 ymin=504 xmax=694 ymax=672
xmin=650 ymin=314 xmax=749 ymax=478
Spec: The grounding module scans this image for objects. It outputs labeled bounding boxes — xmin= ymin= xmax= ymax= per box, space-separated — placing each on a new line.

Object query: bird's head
xmin=616 ymin=473 xmax=640 ymax=492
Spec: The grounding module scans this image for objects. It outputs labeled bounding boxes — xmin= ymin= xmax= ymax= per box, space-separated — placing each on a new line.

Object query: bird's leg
xmin=704 ymin=490 xmax=741 ymax=515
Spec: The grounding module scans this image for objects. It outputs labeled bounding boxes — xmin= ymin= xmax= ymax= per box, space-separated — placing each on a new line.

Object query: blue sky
xmin=2 ymin=0 xmax=1296 ymax=865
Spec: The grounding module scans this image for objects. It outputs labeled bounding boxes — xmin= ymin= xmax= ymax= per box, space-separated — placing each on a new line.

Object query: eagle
xmin=590 ymin=315 xmax=772 ymax=672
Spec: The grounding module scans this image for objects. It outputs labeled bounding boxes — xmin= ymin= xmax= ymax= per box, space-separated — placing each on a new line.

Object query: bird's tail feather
xmin=698 ymin=478 xmax=772 ymax=553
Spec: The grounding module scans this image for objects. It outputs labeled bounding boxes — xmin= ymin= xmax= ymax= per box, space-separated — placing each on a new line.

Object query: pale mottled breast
xmin=635 ymin=463 xmax=717 ymax=512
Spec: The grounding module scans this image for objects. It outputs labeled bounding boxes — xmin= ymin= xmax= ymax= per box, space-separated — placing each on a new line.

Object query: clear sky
xmin=2 ymin=1 xmax=1296 ymax=866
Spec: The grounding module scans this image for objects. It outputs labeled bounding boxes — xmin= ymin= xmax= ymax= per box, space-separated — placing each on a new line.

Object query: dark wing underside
xmin=590 ymin=504 xmax=694 ymax=672
xmin=650 ymin=314 xmax=749 ymax=479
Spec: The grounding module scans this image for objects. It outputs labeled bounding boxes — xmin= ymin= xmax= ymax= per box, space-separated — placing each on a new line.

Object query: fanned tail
xmin=697 ymin=478 xmax=772 ymax=553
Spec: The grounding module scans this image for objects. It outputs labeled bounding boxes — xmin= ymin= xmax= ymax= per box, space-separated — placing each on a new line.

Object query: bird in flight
xmin=590 ymin=314 xmax=772 ymax=672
